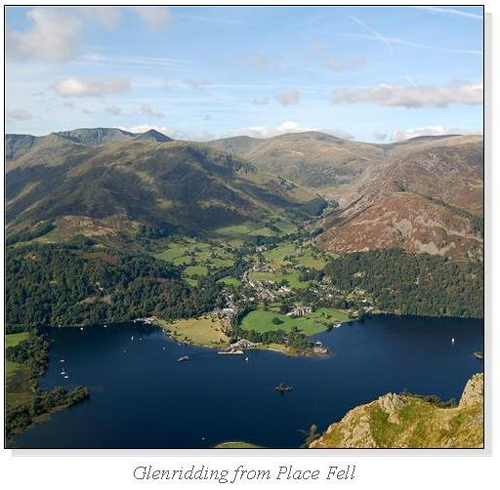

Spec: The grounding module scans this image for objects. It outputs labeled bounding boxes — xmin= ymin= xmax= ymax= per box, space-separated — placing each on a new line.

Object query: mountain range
xmin=5 ymin=127 xmax=483 ymax=260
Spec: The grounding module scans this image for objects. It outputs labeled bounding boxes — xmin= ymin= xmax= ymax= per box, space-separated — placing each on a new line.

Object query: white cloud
xmin=106 ymin=105 xmax=122 ymax=116
xmin=373 ymin=130 xmax=388 ymax=141
xmin=332 ymin=82 xmax=483 ymax=108
xmin=141 ymin=103 xmax=165 ymax=119
xmin=326 ymin=57 xmax=366 ymax=72
xmin=52 ymin=78 xmax=131 ymax=97
xmin=6 ymin=109 xmax=34 ymax=121
xmin=133 ymin=7 xmax=172 ymax=31
xmin=82 ymin=7 xmax=121 ymax=30
xmin=275 ymin=90 xmax=300 ymax=106
xmin=391 ymin=125 xmax=482 ymax=141
xmin=6 ymin=8 xmax=82 ymax=61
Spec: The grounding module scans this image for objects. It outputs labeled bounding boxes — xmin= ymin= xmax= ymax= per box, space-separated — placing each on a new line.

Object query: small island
xmin=275 ymin=382 xmax=294 ymax=393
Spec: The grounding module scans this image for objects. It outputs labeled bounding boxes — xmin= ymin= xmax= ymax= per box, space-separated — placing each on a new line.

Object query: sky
xmin=5 ymin=6 xmax=483 ymax=143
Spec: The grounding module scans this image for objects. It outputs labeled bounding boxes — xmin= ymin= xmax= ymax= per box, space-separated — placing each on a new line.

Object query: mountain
xmin=208 ymin=131 xmax=483 ymax=260
xmin=5 ymin=134 xmax=324 ymax=244
xmin=5 ymin=127 xmax=171 ymax=161
xmin=317 ymin=135 xmax=483 ymax=260
xmin=205 ymin=135 xmax=264 ymax=156
xmin=134 ymin=129 xmax=173 ymax=142
xmin=310 ymin=373 xmax=483 ymax=448
xmin=55 ymin=127 xmax=136 ymax=146
xmin=5 ymin=128 xmax=483 ymax=260
xmin=207 ymin=131 xmax=387 ymax=195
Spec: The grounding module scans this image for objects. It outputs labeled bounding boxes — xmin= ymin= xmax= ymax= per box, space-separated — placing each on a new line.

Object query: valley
xmin=4 ymin=127 xmax=484 ymax=448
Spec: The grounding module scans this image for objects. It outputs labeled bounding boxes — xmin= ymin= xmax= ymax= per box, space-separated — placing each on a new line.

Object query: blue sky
xmin=5 ymin=6 xmax=483 ymax=142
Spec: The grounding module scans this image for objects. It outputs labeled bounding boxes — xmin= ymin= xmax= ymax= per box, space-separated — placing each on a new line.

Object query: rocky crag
xmin=310 ymin=373 xmax=483 ymax=449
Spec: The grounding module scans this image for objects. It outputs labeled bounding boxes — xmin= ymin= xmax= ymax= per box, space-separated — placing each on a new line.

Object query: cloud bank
xmin=52 ymin=78 xmax=131 ymax=97
xmin=332 ymin=82 xmax=482 ymax=108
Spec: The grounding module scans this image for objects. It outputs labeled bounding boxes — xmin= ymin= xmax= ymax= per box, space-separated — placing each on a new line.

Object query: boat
xmin=131 ymin=336 xmax=134 ymax=341
xmin=333 ymin=323 xmax=342 ymax=328
xmin=59 ymin=359 xmax=65 ymax=363
xmin=451 ymin=337 xmax=455 ymax=344
xmin=473 ymin=351 xmax=484 ymax=359
xmin=177 ymin=355 xmax=189 ymax=362
xmin=80 ymin=327 xmax=84 ymax=331
xmin=218 ymin=350 xmax=244 ymax=355
xmin=64 ymin=375 xmax=69 ymax=379
xmin=245 ymin=357 xmax=249 ymax=361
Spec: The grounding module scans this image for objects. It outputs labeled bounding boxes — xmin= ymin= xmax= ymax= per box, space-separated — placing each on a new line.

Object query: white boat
xmin=451 ymin=337 xmax=455 ymax=344
xmin=333 ymin=323 xmax=342 ymax=328
xmin=177 ymin=355 xmax=189 ymax=362
xmin=59 ymin=359 xmax=65 ymax=363
xmin=131 ymin=336 xmax=134 ymax=341
xmin=245 ymin=357 xmax=249 ymax=361
xmin=64 ymin=375 xmax=69 ymax=379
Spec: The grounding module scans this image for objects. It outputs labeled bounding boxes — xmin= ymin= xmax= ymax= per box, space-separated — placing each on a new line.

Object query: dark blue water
xmin=12 ymin=315 xmax=483 ymax=448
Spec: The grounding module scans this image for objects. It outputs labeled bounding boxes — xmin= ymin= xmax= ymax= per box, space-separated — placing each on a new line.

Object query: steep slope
xmin=310 ymin=373 xmax=483 ymax=449
xmin=5 ymin=137 xmax=323 ymax=243
xmin=317 ymin=135 xmax=483 ymax=260
xmin=5 ymin=134 xmax=43 ymax=161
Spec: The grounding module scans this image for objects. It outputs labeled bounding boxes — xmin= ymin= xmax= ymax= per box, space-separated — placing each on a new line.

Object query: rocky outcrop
xmin=459 ymin=373 xmax=484 ymax=408
xmin=310 ymin=373 xmax=483 ymax=449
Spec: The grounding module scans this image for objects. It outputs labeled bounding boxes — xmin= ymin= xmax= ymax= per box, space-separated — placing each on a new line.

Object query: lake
xmin=12 ymin=315 xmax=483 ymax=449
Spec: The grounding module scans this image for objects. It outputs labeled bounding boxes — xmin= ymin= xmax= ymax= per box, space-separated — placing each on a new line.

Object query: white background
xmin=1 ymin=1 xmax=498 ymax=488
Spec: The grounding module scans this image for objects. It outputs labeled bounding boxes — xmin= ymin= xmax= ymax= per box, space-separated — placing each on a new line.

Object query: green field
xmin=215 ymin=219 xmax=297 ymax=239
xmin=5 ymin=332 xmax=29 ymax=378
xmin=155 ymin=238 xmax=235 ymax=282
xmin=184 ymin=265 xmax=209 ymax=277
xmin=218 ymin=276 xmax=241 ymax=286
xmin=5 ymin=332 xmax=32 ymax=409
xmin=157 ymin=317 xmax=229 ymax=347
xmin=250 ymin=270 xmax=311 ymax=289
xmin=262 ymin=243 xmax=332 ymax=270
xmin=241 ymin=308 xmax=351 ymax=336
xmin=241 ymin=310 xmax=323 ymax=336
